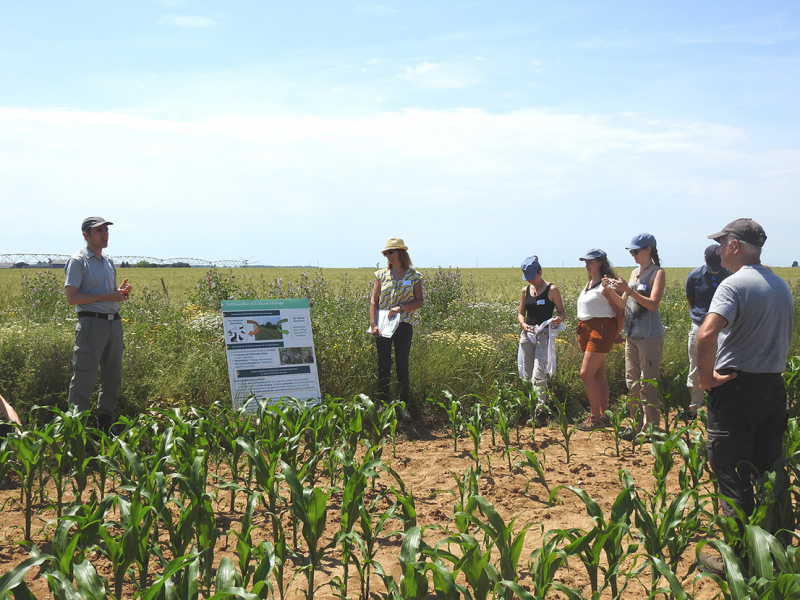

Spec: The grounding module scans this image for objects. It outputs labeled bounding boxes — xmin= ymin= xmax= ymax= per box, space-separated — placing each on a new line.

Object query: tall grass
xmin=0 ymin=266 xmax=798 ymax=425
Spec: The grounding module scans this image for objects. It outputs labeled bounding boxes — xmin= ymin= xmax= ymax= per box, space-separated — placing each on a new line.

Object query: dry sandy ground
xmin=0 ymin=422 xmax=726 ymax=599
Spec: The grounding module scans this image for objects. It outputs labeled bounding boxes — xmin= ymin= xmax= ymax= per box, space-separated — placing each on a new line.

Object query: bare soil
xmin=0 ymin=422 xmax=725 ymax=599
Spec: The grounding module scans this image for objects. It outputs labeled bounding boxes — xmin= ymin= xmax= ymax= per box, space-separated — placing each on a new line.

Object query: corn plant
xmin=428 ymin=391 xmax=464 ymax=453
xmin=331 ymin=447 xmax=383 ymax=600
xmin=469 ymin=495 xmax=531 ymax=587
xmin=632 ymin=485 xmax=705 ymax=596
xmin=208 ymin=401 xmax=253 ymax=511
xmin=359 ymin=393 xmax=399 ymax=459
xmin=603 ymin=409 xmax=626 ymax=457
xmin=546 ymin=390 xmax=575 ymax=464
xmin=171 ymin=450 xmax=219 ymax=592
xmin=551 ymin=473 xmax=639 ymax=598
xmin=437 ymin=467 xmax=480 ymax=534
xmin=281 ymin=459 xmax=330 ymax=600
xmin=466 ymin=402 xmax=486 ymax=473
xmin=382 ymin=525 xmax=429 ymax=600
xmin=677 ymin=427 xmax=708 ymax=492
xmin=525 ymin=526 xmax=571 ymax=600
xmin=237 ymin=435 xmax=285 ymax=546
xmin=386 ymin=464 xmax=418 ymax=532
xmin=514 ymin=449 xmax=551 ymax=504
xmin=0 ymin=546 xmax=57 ymax=598
xmin=33 ymin=405 xmax=79 ymax=518
xmin=694 ymin=528 xmax=800 ymax=599
xmin=435 ymin=532 xmax=498 ymax=600
xmin=349 ymin=498 xmax=396 ymax=600
xmin=9 ymin=429 xmax=50 ymax=541
xmin=51 ymin=493 xmax=115 ymax=580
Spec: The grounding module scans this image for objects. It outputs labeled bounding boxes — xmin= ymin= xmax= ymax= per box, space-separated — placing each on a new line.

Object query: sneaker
xmin=576 ymin=415 xmax=610 ymax=432
xmin=619 ymin=427 xmax=638 ymax=442
xmin=698 ymin=551 xmax=725 ymax=579
xmin=534 ymin=407 xmax=548 ymax=428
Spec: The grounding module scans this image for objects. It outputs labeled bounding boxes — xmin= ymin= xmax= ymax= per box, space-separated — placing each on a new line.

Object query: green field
xmin=6 ymin=265 xmax=798 ymax=308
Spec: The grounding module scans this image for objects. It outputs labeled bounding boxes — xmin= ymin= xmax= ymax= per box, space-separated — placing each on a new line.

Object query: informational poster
xmin=221 ymin=299 xmax=321 ymax=411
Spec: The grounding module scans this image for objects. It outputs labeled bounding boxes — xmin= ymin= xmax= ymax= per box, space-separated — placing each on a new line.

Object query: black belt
xmin=77 ymin=311 xmax=120 ymax=320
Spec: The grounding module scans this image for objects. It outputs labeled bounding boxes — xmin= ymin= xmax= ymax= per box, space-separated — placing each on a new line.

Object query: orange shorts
xmin=577 ymin=317 xmax=617 ymax=353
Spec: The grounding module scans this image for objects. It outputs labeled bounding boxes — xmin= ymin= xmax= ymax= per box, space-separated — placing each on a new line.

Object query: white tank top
xmin=577 ymin=281 xmax=615 ymax=320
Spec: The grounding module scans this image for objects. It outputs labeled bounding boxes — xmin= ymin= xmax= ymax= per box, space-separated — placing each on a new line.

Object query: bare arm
xmin=64 ymin=278 xmax=131 ymax=306
xmin=696 ymin=312 xmax=736 ymax=390
xmin=517 ymin=288 xmax=530 ymax=332
xmin=0 ymin=393 xmax=21 ymax=427
xmin=549 ymin=285 xmax=567 ymax=326
xmin=618 ymin=268 xmax=665 ymax=312
xmin=400 ymin=280 xmax=424 ymax=313
xmin=369 ymin=278 xmax=381 ymax=336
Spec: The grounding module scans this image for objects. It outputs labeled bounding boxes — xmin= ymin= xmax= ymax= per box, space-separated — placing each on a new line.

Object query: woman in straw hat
xmin=370 ymin=238 xmax=424 ymax=420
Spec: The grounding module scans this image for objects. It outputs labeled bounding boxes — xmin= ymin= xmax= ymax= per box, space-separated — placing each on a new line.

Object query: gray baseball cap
xmin=82 ymin=216 xmax=114 ymax=232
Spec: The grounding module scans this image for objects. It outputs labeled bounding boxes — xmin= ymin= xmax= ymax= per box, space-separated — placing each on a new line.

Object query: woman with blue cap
xmin=605 ymin=233 xmax=666 ymax=440
xmin=517 ymin=255 xmax=566 ymax=426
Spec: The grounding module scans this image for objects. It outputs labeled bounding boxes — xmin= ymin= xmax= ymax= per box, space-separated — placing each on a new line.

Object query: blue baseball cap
xmin=579 ymin=249 xmax=607 ymax=261
xmin=626 ymin=233 xmax=657 ymax=250
xmin=521 ymin=256 xmax=541 ymax=280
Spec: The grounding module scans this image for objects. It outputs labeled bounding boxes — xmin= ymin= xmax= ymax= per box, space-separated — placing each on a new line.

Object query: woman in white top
xmin=575 ymin=249 xmax=623 ymax=431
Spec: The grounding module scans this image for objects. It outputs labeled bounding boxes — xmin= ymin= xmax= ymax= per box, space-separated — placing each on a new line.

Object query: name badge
xmin=637 ymin=284 xmax=647 ymax=292
xmin=402 ymin=281 xmax=412 ymax=287
xmin=537 ymin=299 xmax=546 ymax=305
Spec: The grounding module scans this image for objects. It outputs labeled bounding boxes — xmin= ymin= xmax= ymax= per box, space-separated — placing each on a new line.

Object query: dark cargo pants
xmin=706 ymin=372 xmax=788 ymax=519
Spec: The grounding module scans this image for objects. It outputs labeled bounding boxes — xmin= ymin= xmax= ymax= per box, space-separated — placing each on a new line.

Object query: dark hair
xmin=387 ymin=249 xmax=412 ymax=270
xmin=599 ymin=257 xmax=617 ymax=279
xmin=651 ymin=247 xmax=661 ymax=267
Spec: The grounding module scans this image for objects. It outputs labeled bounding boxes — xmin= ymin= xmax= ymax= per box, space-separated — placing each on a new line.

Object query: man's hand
xmin=116 ymin=278 xmax=132 ymax=301
xmin=696 ymin=312 xmax=730 ymax=390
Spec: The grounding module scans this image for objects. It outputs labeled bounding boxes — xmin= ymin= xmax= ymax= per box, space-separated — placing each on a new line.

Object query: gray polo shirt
xmin=709 ymin=264 xmax=794 ymax=373
xmin=64 ymin=247 xmax=120 ymax=314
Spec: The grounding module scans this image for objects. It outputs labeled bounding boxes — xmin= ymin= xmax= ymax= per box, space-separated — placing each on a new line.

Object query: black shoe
xmin=98 ymin=414 xmax=113 ymax=435
xmin=698 ymin=551 xmax=725 ymax=579
xmin=395 ymin=405 xmax=411 ymax=422
xmin=534 ymin=407 xmax=548 ymax=427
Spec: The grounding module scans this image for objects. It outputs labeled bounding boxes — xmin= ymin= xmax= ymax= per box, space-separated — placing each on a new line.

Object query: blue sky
xmin=1 ymin=1 xmax=798 ymax=268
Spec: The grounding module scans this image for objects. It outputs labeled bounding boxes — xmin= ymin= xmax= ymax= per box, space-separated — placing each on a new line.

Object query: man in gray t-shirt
xmin=696 ymin=218 xmax=794 ymax=576
xmin=64 ymin=217 xmax=132 ymax=432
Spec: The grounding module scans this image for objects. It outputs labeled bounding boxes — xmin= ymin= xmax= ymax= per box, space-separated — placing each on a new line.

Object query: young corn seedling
xmin=281 ymin=459 xmax=331 ymax=600
xmin=470 ymin=495 xmax=532 ymax=587
xmin=332 ymin=448 xmax=384 ymax=600
xmin=525 ymin=526 xmax=571 ymax=600
xmin=208 ymin=400 xmax=252 ymax=511
xmin=435 ymin=532 xmax=499 ymax=600
xmin=383 ymin=525 xmax=429 ymax=600
xmin=514 ymin=449 xmax=551 ymax=504
xmin=603 ymin=408 xmax=626 ymax=458
xmin=551 ymin=474 xmax=639 ymax=598
xmin=494 ymin=400 xmax=515 ymax=471
xmin=428 ymin=391 xmax=464 ymax=453
xmin=9 ymin=429 xmax=50 ymax=541
xmin=546 ymin=390 xmax=576 ymax=464
xmin=466 ymin=402 xmax=486 ymax=473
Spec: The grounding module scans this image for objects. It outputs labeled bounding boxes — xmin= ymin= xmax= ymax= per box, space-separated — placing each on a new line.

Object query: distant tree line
xmin=118 ymin=261 xmax=192 ymax=268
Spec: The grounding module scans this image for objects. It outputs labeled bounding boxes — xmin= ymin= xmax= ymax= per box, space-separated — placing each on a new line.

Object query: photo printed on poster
xmin=222 ymin=299 xmax=320 ymax=411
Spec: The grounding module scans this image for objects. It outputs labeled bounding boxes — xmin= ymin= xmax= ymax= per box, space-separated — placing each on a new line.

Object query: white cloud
xmin=0 ymin=107 xmax=796 ymax=267
xmin=158 ymin=15 xmax=217 ymax=28
xmin=398 ymin=61 xmax=478 ymax=89
xmin=354 ymin=4 xmax=397 ymax=15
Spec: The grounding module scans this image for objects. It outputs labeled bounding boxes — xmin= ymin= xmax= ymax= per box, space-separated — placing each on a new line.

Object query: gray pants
xmin=68 ymin=317 xmax=124 ymax=418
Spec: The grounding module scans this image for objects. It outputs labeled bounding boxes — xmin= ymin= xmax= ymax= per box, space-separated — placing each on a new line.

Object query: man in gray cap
xmin=683 ymin=244 xmax=730 ymax=418
xmin=696 ymin=218 xmax=794 ymax=575
xmin=64 ymin=217 xmax=132 ymax=433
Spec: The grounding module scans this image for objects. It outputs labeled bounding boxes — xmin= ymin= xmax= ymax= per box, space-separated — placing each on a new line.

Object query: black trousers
xmin=375 ymin=322 xmax=413 ymax=407
xmin=707 ymin=372 xmax=788 ymax=519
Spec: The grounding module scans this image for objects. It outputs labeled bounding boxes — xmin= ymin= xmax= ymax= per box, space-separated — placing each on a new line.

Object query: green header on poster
xmin=221 ymin=298 xmax=310 ymax=310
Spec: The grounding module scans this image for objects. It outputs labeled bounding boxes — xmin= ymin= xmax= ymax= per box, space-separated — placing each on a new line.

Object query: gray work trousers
xmin=68 ymin=316 xmax=124 ymax=418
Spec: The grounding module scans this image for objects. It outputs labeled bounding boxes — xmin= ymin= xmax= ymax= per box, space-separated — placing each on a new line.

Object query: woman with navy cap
xmin=517 ymin=255 xmax=566 ymax=426
xmin=606 ymin=233 xmax=666 ymax=440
